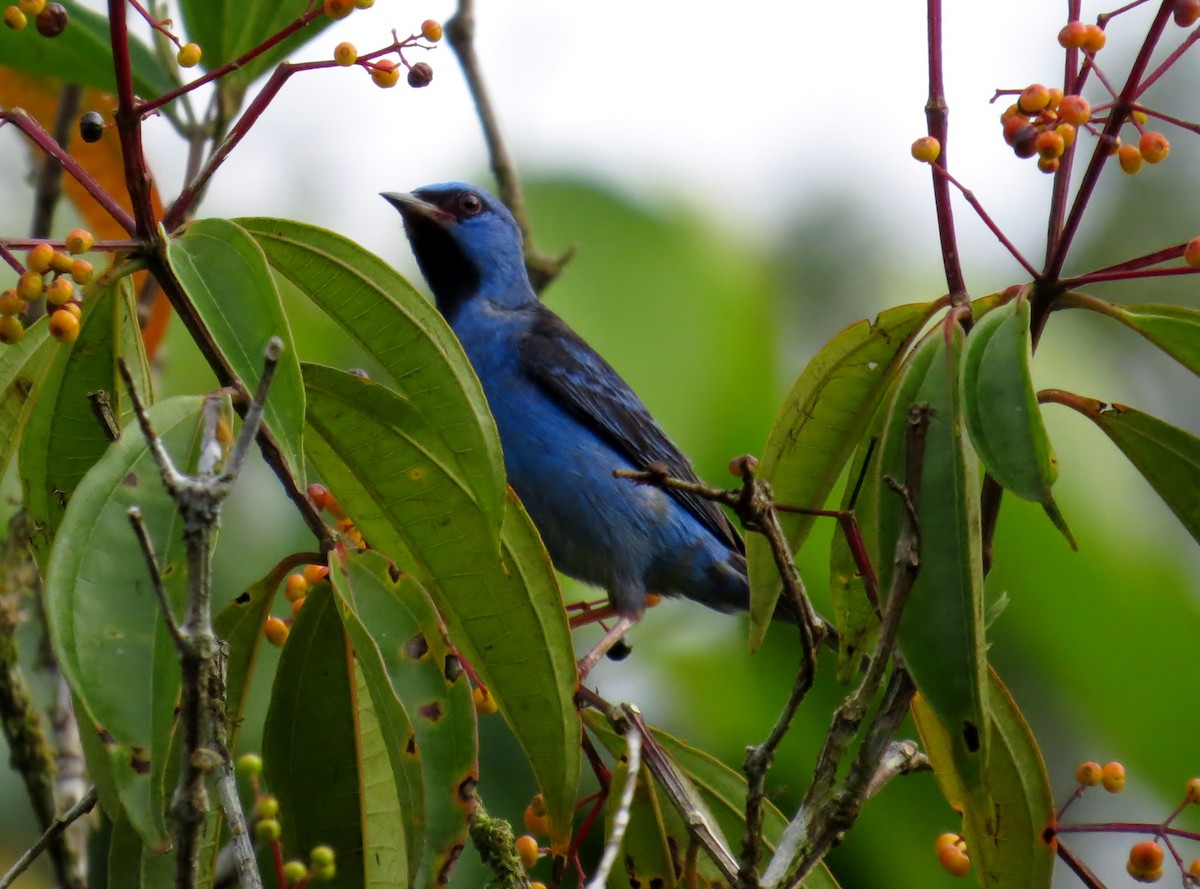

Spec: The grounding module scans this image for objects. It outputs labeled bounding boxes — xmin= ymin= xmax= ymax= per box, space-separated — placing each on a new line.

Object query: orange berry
xmin=1189 ymin=859 xmax=1200 ymax=877
xmin=1018 ymin=84 xmax=1051 ymax=114
xmin=1058 ymin=21 xmax=1088 ymax=48
xmin=1118 ymin=143 xmax=1144 ymax=175
xmin=64 ymin=228 xmax=93 ymax=254
xmin=1102 ymin=761 xmax=1126 ymax=793
xmin=45 ymin=277 xmax=74 ymax=306
xmin=421 ymin=18 xmax=443 ymax=42
xmin=1125 ymin=861 xmax=1162 ymax=883
xmin=1047 ymin=87 xmax=1064 ymax=111
xmin=1055 ymin=122 xmax=1076 ymax=148
xmin=1185 ymin=777 xmax=1200 ymax=802
xmin=0 ymin=290 xmax=24 ymax=316
xmin=530 ymin=884 xmax=547 ymax=889
xmin=60 ymin=301 xmax=81 ymax=319
xmin=323 ymin=0 xmax=353 ymax=19
xmin=515 ymin=834 xmax=540 ymax=869
xmin=302 ymin=564 xmax=329 ymax=585
xmin=0 ymin=316 xmax=24 ymax=344
xmin=291 ymin=596 xmax=306 ymax=617
xmin=523 ymin=802 xmax=549 ymax=837
xmin=49 ymin=251 xmax=74 ymax=274
xmin=1075 ymin=761 xmax=1103 ymax=786
xmin=1057 ymin=95 xmax=1091 ymax=125
xmin=1002 ymin=115 xmax=1028 ymax=146
xmin=27 ymin=243 xmax=54 ymax=273
xmin=3 ymin=6 xmax=26 ymax=29
xmin=48 ymin=308 xmax=80 ymax=343
xmin=936 ymin=844 xmax=971 ymax=877
xmin=69 ymin=259 xmax=93 ymax=285
xmin=1129 ymin=841 xmax=1164 ymax=873
xmin=1176 ymin=0 xmax=1200 ymax=27
xmin=1037 ymin=156 xmax=1060 ymax=174
xmin=370 ymin=59 xmax=400 ymax=88
xmin=1138 ymin=131 xmax=1170 ymax=163
xmin=1082 ymin=24 xmax=1107 ymax=52
xmin=16 ymin=270 xmax=43 ymax=301
xmin=1035 ymin=129 xmax=1065 ymax=159
xmin=177 ymin=42 xmax=202 ymax=68
xmin=333 ymin=41 xmax=357 ymax=66
xmin=911 ymin=136 xmax=941 ymax=163
xmin=935 ymin=833 xmax=964 ymax=853
xmin=472 ymin=685 xmax=498 ymax=715
xmin=285 ymin=573 xmax=309 ymax=601
xmin=265 ymin=616 xmax=290 ymax=647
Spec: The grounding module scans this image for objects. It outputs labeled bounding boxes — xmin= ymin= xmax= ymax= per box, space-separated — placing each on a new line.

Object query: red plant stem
xmin=108 ymin=0 xmax=157 ymax=239
xmin=1057 ymin=822 xmax=1200 ymax=841
xmin=1056 ymin=841 xmax=1106 ymax=889
xmin=1044 ymin=0 xmax=1174 ymax=282
xmin=1135 ymin=26 xmax=1200 ymax=98
xmin=924 ymin=0 xmax=967 ymax=303
xmin=138 ymin=8 xmax=326 ymax=115
xmin=163 ymin=60 xmax=325 ymax=229
xmin=1061 ymin=266 xmax=1198 ymax=287
xmin=1136 ymin=104 xmax=1200 ymax=134
xmin=1071 ymin=242 xmax=1185 ymax=279
xmin=126 ymin=0 xmax=179 ymax=46
xmin=1047 ymin=0 xmax=1084 ymax=261
xmin=0 ymin=110 xmax=136 ymax=235
xmin=0 ymin=243 xmax=22 ymax=274
xmin=929 ymin=165 xmax=1039 ymax=278
xmin=1 ymin=238 xmax=142 ymax=251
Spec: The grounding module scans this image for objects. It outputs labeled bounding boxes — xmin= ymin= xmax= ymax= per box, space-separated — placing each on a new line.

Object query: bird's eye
xmin=458 ymin=193 xmax=483 ymax=216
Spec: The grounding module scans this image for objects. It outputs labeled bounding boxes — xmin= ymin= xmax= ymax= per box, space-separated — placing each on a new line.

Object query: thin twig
xmin=928 ymin=165 xmax=1039 ymax=279
xmin=128 ymin=506 xmax=186 ymax=649
xmin=0 ymin=786 xmax=97 ymax=889
xmin=446 ymin=0 xmax=574 ymax=292
xmin=583 ymin=725 xmax=641 ymax=889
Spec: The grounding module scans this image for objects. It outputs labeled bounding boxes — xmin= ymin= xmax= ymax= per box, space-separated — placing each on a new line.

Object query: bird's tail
xmin=712 ymin=551 xmax=800 ymax=625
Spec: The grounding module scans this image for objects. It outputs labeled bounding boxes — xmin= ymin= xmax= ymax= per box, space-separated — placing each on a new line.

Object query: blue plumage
xmin=383 ymin=183 xmax=754 ymax=622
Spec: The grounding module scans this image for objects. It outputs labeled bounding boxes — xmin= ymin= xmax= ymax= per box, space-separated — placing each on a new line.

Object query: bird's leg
xmin=576 ymin=614 xmax=639 ymax=680
xmin=567 ymin=597 xmax=619 ymax=628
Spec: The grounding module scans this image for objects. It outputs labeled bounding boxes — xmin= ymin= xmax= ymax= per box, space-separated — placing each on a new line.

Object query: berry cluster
xmin=263 ymin=562 xmax=331 ymax=648
xmin=515 ymin=794 xmax=548 ymax=889
xmin=308 ymin=482 xmax=365 ymax=549
xmin=1 ymin=229 xmax=96 ymax=346
xmin=999 ymin=84 xmax=1086 ymax=175
xmin=236 ymin=754 xmax=338 ymax=885
xmin=3 ymin=0 xmax=68 ymax=38
xmin=330 ymin=19 xmax=441 ymax=90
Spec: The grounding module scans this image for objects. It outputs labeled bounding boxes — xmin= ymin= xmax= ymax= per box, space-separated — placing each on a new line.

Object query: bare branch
xmin=583 ymin=724 xmax=641 ymax=889
xmin=0 ymin=787 xmax=97 ymax=889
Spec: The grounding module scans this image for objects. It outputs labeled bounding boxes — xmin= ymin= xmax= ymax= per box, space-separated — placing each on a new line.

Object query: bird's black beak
xmin=381 ymin=191 xmax=454 ymax=227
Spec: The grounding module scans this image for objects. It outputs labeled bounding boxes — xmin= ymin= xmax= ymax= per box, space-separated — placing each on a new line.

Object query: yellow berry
xmin=282 ymin=860 xmax=308 ymax=885
xmin=302 ymin=564 xmax=329 ymax=585
xmin=353 ymin=0 xmax=373 ymax=7
xmin=515 ymin=834 xmax=540 ymax=870
xmin=1047 ymin=87 xmax=1063 ymax=111
xmin=3 ymin=6 xmax=26 ymax=29
xmin=935 ymin=833 xmax=964 ymax=853
xmin=523 ymin=802 xmax=549 ymax=837
xmin=0 ymin=290 xmax=24 ymax=316
xmin=323 ymin=0 xmax=353 ymax=19
xmin=333 ymin=41 xmax=357 ymax=66
xmin=1037 ymin=156 xmax=1060 ymax=174
xmin=1132 ymin=110 xmax=1148 ymax=125
xmin=255 ymin=818 xmax=281 ymax=841
xmin=1058 ymin=21 xmax=1088 ymax=48
xmin=1102 ymin=761 xmax=1126 ymax=793
xmin=69 ymin=259 xmax=93 ymax=285
xmin=17 ymin=270 xmax=43 ymax=301
xmin=1057 ymin=95 xmax=1091 ymax=126
xmin=1018 ymin=84 xmax=1051 ymax=114
xmin=49 ymin=251 xmax=74 ymax=274
xmin=17 ymin=0 xmax=42 ymax=12
xmin=911 ymin=136 xmax=941 ymax=163
xmin=48 ymin=308 xmax=80 ymax=342
xmin=371 ymin=59 xmax=400 ymax=88
xmin=177 ymin=42 xmax=202 ymax=68
xmin=1186 ymin=777 xmax=1200 ymax=802
xmin=236 ymin=752 xmax=262 ymax=777
xmin=64 ymin=228 xmax=93 ymax=254
xmin=937 ymin=844 xmax=971 ymax=877
xmin=45 ymin=277 xmax=74 ymax=306
xmin=1055 ymin=122 xmax=1076 ymax=149
xmin=1035 ymin=129 xmax=1065 ymax=160
xmin=311 ymin=846 xmax=335 ymax=868
xmin=472 ymin=685 xmax=499 ymax=715
xmin=255 ymin=795 xmax=280 ymax=819
xmin=1075 ymin=761 xmax=1103 ymax=786
xmin=0 ymin=315 xmax=25 ymax=344
xmin=285 ymin=573 xmax=309 ymax=602
xmin=1082 ymin=24 xmax=1107 ymax=52
xmin=27 ymin=243 xmax=54 ymax=273
xmin=1139 ymin=131 xmax=1170 ymax=163
xmin=265 ymin=616 xmax=290 ymax=647
xmin=1118 ymin=143 xmax=1144 ymax=175
xmin=530 ymin=884 xmax=547 ymax=889
xmin=60 ymin=301 xmax=81 ymax=319
xmin=421 ymin=18 xmax=443 ymax=41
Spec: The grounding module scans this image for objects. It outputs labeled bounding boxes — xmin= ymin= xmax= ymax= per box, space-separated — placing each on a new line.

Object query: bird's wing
xmin=519 ymin=306 xmax=744 ymax=554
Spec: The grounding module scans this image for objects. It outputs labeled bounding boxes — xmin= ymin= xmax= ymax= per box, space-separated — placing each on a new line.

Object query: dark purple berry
xmin=1012 ymin=125 xmax=1038 ymax=159
xmin=79 ymin=111 xmax=104 ymax=143
xmin=407 ymin=62 xmax=433 ymax=88
xmin=35 ymin=2 xmax=68 ymax=37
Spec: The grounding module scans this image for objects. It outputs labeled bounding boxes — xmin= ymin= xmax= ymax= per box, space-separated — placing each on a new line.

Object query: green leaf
xmin=747 ymin=302 xmax=940 ymax=648
xmin=1062 ymin=296 xmax=1200 ymax=380
xmin=332 ymin=549 xmax=478 ymax=889
xmin=21 ymin=273 xmax=150 ymax=554
xmin=912 ymin=670 xmax=1054 ymax=889
xmin=0 ymin=1 xmax=174 ymax=96
xmin=303 ymin=364 xmax=580 ymax=851
xmin=239 ymin=216 xmax=504 ymax=537
xmin=0 ymin=320 xmax=54 ymax=477
xmin=165 ymin=218 xmax=305 ymax=483
xmin=1057 ymin=397 xmax=1200 ymax=544
xmin=175 ymin=1 xmax=333 ymax=94
xmin=46 ymin=396 xmax=208 ymax=849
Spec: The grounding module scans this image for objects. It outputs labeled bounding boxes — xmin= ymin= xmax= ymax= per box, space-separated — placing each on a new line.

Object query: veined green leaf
xmin=747 ymin=301 xmax=941 ymax=648
xmin=0 ymin=320 xmax=54 ymax=477
xmin=1061 ymin=295 xmax=1200 ymax=380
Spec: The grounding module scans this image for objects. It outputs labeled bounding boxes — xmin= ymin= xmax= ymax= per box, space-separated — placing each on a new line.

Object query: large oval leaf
xmin=164 ymin=217 xmax=305 ymax=483
xmin=1061 ymin=295 xmax=1200 ymax=379
xmin=239 ymin=216 xmax=504 ymax=537
xmin=303 ymin=364 xmax=580 ymax=852
xmin=46 ymin=395 xmax=207 ymax=849
xmin=0 ymin=319 xmax=54 ymax=476
xmin=747 ymin=301 xmax=941 ymax=647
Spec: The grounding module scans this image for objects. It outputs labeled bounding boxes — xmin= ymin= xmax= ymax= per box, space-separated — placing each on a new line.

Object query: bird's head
xmin=382 ymin=182 xmax=530 ymax=320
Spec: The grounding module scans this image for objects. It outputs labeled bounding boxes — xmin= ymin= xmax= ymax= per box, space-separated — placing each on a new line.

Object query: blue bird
xmin=383 ymin=183 xmax=776 ymax=668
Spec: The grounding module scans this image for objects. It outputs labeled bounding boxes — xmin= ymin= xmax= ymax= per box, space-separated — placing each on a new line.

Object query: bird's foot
xmin=576 ymin=614 xmax=639 ymax=681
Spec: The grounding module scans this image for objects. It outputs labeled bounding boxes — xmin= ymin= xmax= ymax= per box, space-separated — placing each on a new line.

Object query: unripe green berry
xmin=254 ymin=818 xmax=282 ymax=841
xmin=255 ymin=795 xmax=280 ymax=819
xmin=310 ymin=845 xmax=335 ymax=867
xmin=283 ymin=860 xmax=308 ymax=885
xmin=237 ymin=752 xmax=263 ymax=778
xmin=312 ymin=862 xmax=336 ymax=881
